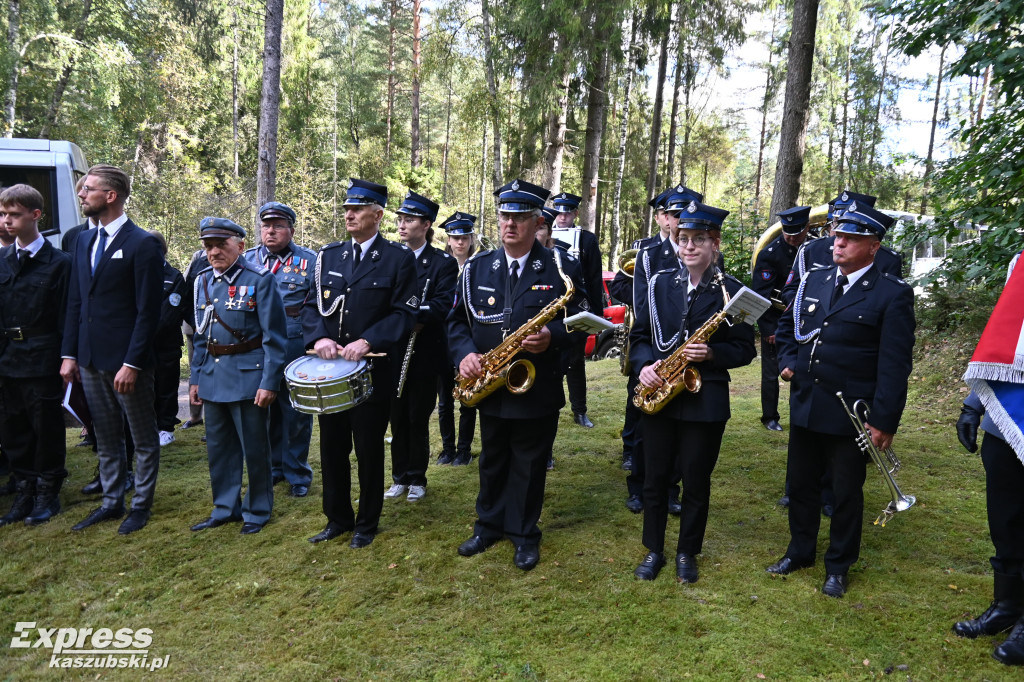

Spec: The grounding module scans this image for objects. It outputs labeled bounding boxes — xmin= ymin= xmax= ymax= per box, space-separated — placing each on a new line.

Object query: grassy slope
xmin=0 ymin=349 xmax=1018 ymax=681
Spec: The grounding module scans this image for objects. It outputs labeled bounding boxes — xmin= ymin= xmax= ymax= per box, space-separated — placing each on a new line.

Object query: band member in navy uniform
xmin=548 ymin=192 xmax=601 ymax=428
xmin=449 ymin=179 xmax=586 ymax=571
xmin=767 ymin=202 xmax=915 ymax=598
xmin=780 ymin=191 xmax=903 ymax=308
xmin=386 ymin=191 xmax=458 ymax=502
xmin=629 ymin=201 xmax=756 ymax=582
xmin=436 ymin=212 xmax=480 ymax=466
xmin=302 ymin=179 xmax=417 ymax=548
xmin=245 ymin=201 xmax=316 ymax=498
xmin=0 ymin=185 xmax=71 ymax=526
xmin=149 ymin=231 xmax=188 ymax=447
xmin=188 ymin=218 xmax=288 ymax=534
xmin=751 ymin=206 xmax=811 ymax=433
xmin=955 ymin=250 xmax=1024 ymax=665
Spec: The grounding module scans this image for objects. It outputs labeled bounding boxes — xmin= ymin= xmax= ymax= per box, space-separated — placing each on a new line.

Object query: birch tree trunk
xmin=480 ymin=0 xmax=504 ymax=186
xmin=610 ymin=11 xmax=638 ymax=268
xmin=642 ymin=29 xmax=670 ymax=237
xmin=3 ymin=0 xmax=21 ymax=137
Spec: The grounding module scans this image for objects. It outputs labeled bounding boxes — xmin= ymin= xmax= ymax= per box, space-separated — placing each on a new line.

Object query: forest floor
xmin=0 ymin=339 xmax=1017 ymax=681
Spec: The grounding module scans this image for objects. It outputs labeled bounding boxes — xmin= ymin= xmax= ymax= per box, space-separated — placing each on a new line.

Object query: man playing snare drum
xmin=301 ymin=179 xmax=417 ymax=548
xmin=188 ymin=218 xmax=288 ymax=535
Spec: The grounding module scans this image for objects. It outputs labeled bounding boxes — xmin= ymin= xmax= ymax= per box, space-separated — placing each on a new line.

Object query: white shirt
xmin=836 ymin=263 xmax=873 ymax=295
xmin=412 ymin=243 xmax=427 ymax=259
xmin=89 ymin=213 xmax=129 ymax=265
xmin=353 ymin=232 xmax=378 ymax=260
xmin=504 ymin=252 xmax=528 ymax=278
xmin=15 ymin=234 xmax=45 ymax=258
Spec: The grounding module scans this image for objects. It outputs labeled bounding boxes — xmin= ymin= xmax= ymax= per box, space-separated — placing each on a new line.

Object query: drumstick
xmin=305 ymin=349 xmax=387 ymax=358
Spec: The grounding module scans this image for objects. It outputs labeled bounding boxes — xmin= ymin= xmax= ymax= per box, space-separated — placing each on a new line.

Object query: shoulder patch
xmin=441 ymin=251 xmax=451 ymax=259
xmin=882 ymin=272 xmax=910 ymax=287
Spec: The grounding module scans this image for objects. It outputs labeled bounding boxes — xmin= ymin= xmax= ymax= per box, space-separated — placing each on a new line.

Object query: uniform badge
xmin=808 ymin=303 xmax=816 ymax=313
xmin=247 ymin=298 xmax=255 ymax=310
xmin=169 ymin=293 xmax=181 ymax=307
xmin=324 ymin=290 xmax=331 ymax=298
xmin=687 ymin=201 xmax=697 ymax=213
xmin=284 ymin=266 xmax=292 ymax=273
xmin=487 ymin=296 xmax=495 ymax=306
xmin=300 ymin=270 xmax=307 ymax=277
xmin=342 ymin=251 xmax=349 ymax=260
xmin=511 ymin=180 xmax=520 ymax=191
xmin=531 ymin=259 xmax=542 ymax=271
xmin=288 ymin=283 xmax=296 ymax=291
xmin=408 ymin=296 xmax=420 ymax=307
xmin=491 ymin=260 xmax=501 ymax=271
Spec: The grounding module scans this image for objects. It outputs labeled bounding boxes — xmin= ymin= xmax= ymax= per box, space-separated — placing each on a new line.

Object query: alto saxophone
xmin=633 ymin=271 xmax=730 ymax=415
xmin=454 ymin=249 xmax=575 ymax=407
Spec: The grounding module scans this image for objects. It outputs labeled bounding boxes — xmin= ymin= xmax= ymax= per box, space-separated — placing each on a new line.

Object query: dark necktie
xmin=831 ymin=274 xmax=848 ymax=307
xmin=353 ymin=242 xmax=361 ymax=268
xmin=687 ymin=288 xmax=697 ymax=306
xmin=509 ymin=260 xmax=520 ymax=292
xmin=92 ymin=229 xmax=107 ymax=274
xmin=17 ymin=248 xmax=29 ymax=264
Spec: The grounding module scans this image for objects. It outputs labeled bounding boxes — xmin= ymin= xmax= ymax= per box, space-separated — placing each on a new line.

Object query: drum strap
xmin=203 ymin=275 xmax=252 ymax=343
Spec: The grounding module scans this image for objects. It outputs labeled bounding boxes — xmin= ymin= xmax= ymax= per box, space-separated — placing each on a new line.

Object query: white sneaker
xmin=407 ymin=485 xmax=426 ymax=502
xmin=384 ymin=484 xmax=408 ymax=499
xmin=159 ymin=431 xmax=175 ymax=447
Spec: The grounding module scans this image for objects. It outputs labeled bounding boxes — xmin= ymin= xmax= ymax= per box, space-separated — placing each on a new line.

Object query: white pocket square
xmin=111 ymin=249 xmax=123 ymax=259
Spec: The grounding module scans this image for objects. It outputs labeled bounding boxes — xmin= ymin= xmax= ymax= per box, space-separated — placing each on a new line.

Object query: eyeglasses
xmin=260 ymin=224 xmax=291 ymax=232
xmin=498 ymin=212 xmax=535 ymax=225
xmin=677 ymin=234 xmax=708 ymax=247
xmin=80 ymin=185 xmax=111 ymax=194
xmin=395 ymin=216 xmax=424 ymax=226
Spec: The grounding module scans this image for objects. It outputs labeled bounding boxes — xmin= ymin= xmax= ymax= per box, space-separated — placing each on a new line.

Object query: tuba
xmin=453 ymin=249 xmax=575 ymax=407
xmin=633 ymin=271 xmax=731 ymax=415
xmin=836 ymin=391 xmax=916 ymax=527
xmin=617 ymin=248 xmax=639 ymax=278
xmin=748 ymin=203 xmax=832 ymax=279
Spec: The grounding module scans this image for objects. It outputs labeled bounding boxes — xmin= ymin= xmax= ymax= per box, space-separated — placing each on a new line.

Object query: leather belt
xmin=2 ymin=326 xmax=50 ymax=341
xmin=285 ymin=305 xmax=303 ymax=318
xmin=208 ymin=335 xmax=263 ymax=356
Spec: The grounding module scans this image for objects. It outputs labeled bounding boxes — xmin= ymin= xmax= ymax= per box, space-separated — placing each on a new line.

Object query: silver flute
xmin=396 ymin=278 xmax=431 ymax=399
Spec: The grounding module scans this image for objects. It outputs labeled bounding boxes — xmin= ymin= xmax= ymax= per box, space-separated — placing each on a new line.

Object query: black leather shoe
xmin=308 ymin=522 xmax=349 ymax=544
xmin=349 ymin=532 xmax=375 ymax=548
xmin=676 ymin=553 xmax=699 ymax=583
xmin=954 ymin=600 xmax=1024 ymax=638
xmin=822 ymin=504 xmax=834 ymax=518
xmin=458 ymin=534 xmax=499 ymax=557
xmin=72 ymin=505 xmax=125 ymax=531
xmin=179 ymin=419 xmax=204 ymax=430
xmin=80 ymin=476 xmax=102 ymax=496
xmin=994 ymin=619 xmax=1024 ymax=665
xmin=822 ymin=573 xmax=848 ymax=598
xmin=621 ymin=455 xmax=633 ymax=471
xmin=668 ymin=498 xmax=682 ymax=515
xmin=272 ymin=474 xmax=286 ymax=485
xmin=190 ymin=515 xmax=240 ymax=531
xmin=290 ymin=484 xmax=309 ymax=498
xmin=634 ymin=552 xmax=665 ymax=580
xmin=75 ymin=436 xmax=95 ymax=448
xmin=437 ymin=448 xmax=456 ymax=465
xmin=513 ymin=544 xmax=540 ymax=570
xmin=573 ymin=412 xmax=595 ymax=428
xmin=118 ymin=509 xmax=151 ymax=535
xmin=777 ymin=495 xmax=791 ymax=507
xmin=452 ymin=449 xmax=472 ymax=466
xmin=240 ymin=522 xmax=264 ymax=535
xmin=763 ymin=418 xmax=783 ymax=432
xmin=766 ymin=556 xmax=814 ymax=575
xmin=625 ymin=494 xmax=643 ymax=513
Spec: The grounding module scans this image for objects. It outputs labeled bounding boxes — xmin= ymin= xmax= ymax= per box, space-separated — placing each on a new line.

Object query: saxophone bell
xmin=682 ymin=365 xmax=701 ymax=393
xmin=505 ymin=359 xmax=536 ymax=394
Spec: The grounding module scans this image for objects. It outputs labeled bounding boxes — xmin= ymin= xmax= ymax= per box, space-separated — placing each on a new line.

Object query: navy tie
xmin=92 ymin=229 xmax=107 ymax=274
xmin=831 ymin=274 xmax=848 ymax=307
xmin=353 ymin=242 xmax=361 ymax=268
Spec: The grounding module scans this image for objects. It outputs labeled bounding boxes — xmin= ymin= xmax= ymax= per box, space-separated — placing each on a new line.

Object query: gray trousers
xmin=204 ymin=400 xmax=274 ymax=524
xmin=80 ymin=365 xmax=160 ymax=511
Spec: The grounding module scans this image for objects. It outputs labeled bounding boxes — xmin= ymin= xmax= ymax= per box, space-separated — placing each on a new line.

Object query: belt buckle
xmin=10 ymin=327 xmax=24 ymax=342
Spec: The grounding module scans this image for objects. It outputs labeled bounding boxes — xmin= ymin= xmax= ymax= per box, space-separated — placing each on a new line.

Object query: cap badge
xmin=511 ymin=180 xmax=520 ymax=191
xmin=687 ymin=201 xmax=697 ymax=213
xmin=841 ymin=191 xmax=849 ymax=201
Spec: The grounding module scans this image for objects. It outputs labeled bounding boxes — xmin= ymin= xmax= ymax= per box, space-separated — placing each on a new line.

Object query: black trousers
xmin=437 ymin=371 xmax=477 ymax=452
xmin=475 ymin=412 xmax=558 ymax=545
xmin=759 ymin=335 xmax=780 ymax=423
xmin=154 ymin=345 xmax=182 ymax=431
xmin=785 ymin=425 xmax=867 ymax=574
xmin=981 ymin=433 xmax=1024 ymax=577
xmin=0 ymin=375 xmax=67 ymax=484
xmin=318 ymin=400 xmax=390 ymax=535
xmin=390 ymin=370 xmax=438 ymax=486
xmin=564 ymin=337 xmax=587 ymax=415
xmin=626 ymin=373 xmax=681 ymax=500
xmin=641 ymin=413 xmax=725 ymax=555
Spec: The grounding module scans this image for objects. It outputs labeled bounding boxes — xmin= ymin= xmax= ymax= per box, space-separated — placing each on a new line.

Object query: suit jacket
xmin=629 ymin=267 xmax=756 ymax=422
xmin=405 ymin=243 xmax=459 ymax=380
xmin=447 ymin=240 xmax=586 ymax=419
xmin=190 ymin=258 xmax=288 ymax=402
xmin=61 ymin=222 xmax=89 ymax=254
xmin=0 ymin=242 xmax=72 ymax=377
xmin=301 ymin=234 xmax=418 ymax=403
xmin=776 ymin=263 xmax=915 ymax=436
xmin=62 ymin=219 xmax=164 ymax=371
xmin=156 ymin=261 xmax=188 ymax=352
xmin=750 ymin=234 xmax=798 ymax=337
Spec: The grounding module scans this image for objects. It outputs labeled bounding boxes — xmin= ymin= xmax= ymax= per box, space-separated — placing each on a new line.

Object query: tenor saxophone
xmin=633 ymin=271 xmax=730 ymax=415
xmin=454 ymin=249 xmax=575 ymax=407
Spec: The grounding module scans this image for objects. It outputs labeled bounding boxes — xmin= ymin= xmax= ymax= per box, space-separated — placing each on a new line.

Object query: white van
xmin=0 ymin=138 xmax=88 ymax=246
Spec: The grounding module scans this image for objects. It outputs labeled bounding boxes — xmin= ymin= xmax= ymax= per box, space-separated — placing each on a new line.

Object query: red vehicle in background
xmin=584 ymin=271 xmax=628 ymax=360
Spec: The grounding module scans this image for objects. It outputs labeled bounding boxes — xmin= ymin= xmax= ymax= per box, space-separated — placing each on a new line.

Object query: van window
xmin=0 ymin=166 xmax=57 ymax=236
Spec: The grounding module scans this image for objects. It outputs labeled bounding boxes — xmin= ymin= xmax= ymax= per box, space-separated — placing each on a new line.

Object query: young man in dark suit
xmin=60 ymin=164 xmax=164 ymax=535
xmin=0 ymin=184 xmax=72 ymax=526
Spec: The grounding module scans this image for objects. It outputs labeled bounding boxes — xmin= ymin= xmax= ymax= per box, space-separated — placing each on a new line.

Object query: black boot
xmin=954 ymin=572 xmax=1024 ymax=638
xmin=994 ymin=616 xmax=1024 ymax=666
xmin=452 ymin=449 xmax=472 ymax=466
xmin=0 ymin=479 xmax=35 ymax=527
xmin=24 ymin=478 xmax=61 ymax=526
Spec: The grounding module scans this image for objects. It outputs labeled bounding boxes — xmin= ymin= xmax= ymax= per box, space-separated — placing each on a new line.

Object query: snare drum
xmin=284 ymin=355 xmax=373 ymax=415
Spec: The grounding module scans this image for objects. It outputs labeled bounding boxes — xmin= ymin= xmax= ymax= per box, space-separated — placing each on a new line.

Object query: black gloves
xmin=957 ymin=403 xmax=982 ymax=453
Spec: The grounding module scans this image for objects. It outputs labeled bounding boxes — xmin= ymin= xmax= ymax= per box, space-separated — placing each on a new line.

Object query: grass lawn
xmin=0 ymin=348 xmax=1017 ymax=680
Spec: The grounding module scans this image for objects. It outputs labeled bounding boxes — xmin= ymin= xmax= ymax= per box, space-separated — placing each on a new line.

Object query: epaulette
xmin=441 ymin=251 xmax=452 ymax=259
xmin=384 ymin=239 xmax=408 ymax=250
xmin=198 ymin=264 xmax=214 ymax=275
xmin=808 ymin=263 xmax=831 ymax=272
xmin=243 ymin=246 xmax=259 ymax=256
xmin=466 ymin=249 xmax=492 ymax=263
xmin=320 ymin=241 xmax=345 ymax=252
xmin=398 ymin=242 xmax=411 ymax=250
xmin=723 ymin=273 xmax=744 ymax=287
xmin=242 ymin=260 xmax=271 ymax=276
xmin=882 ymin=271 xmax=910 ymax=287
xmin=883 ymin=246 xmax=900 ymax=257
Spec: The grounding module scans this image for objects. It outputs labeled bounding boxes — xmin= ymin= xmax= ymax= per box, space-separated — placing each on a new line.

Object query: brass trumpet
xmin=836 ymin=391 xmax=916 ymax=527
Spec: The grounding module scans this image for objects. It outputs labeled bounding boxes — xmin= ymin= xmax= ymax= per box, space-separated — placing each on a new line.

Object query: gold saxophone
xmin=454 ymin=249 xmax=576 ymax=407
xmin=633 ymin=271 xmax=730 ymax=415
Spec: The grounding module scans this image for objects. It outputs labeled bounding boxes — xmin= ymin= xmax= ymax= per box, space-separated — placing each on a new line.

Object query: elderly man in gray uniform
xmin=188 ymin=217 xmax=288 ymax=535
xmin=245 ymin=201 xmax=316 ymax=498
